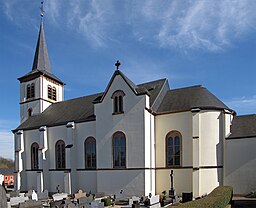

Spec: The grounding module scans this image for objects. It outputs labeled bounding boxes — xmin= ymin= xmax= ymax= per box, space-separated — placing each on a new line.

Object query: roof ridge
xmin=137 ymin=78 xmax=167 ymax=86
xmin=52 ymin=92 xmax=103 ymax=105
xmin=235 ymin=114 xmax=256 ymax=117
xmin=169 ymin=85 xmax=203 ymax=91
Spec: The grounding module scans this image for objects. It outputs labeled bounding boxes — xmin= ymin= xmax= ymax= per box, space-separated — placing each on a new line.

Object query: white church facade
xmin=13 ymin=20 xmax=256 ymax=198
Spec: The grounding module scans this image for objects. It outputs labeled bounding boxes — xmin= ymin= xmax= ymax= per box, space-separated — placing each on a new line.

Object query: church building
xmin=13 ymin=18 xmax=256 ymax=198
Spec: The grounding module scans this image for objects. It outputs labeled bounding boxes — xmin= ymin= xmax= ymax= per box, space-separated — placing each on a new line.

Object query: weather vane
xmin=115 ymin=60 xmax=121 ymax=70
xmin=40 ymin=1 xmax=45 ymax=18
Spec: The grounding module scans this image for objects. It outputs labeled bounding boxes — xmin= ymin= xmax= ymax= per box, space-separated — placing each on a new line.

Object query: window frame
xmin=28 ymin=108 xmax=32 ymax=117
xmin=30 ymin=83 xmax=35 ymax=98
xmin=27 ymin=84 xmax=31 ymax=99
xmin=112 ymin=131 xmax=126 ymax=168
xmin=48 ymin=85 xmax=52 ymax=100
xmin=84 ymin=137 xmax=96 ymax=169
xmin=52 ymin=86 xmax=57 ymax=101
xmin=166 ymin=130 xmax=182 ymax=167
xmin=111 ymin=90 xmax=125 ymax=114
xmin=31 ymin=142 xmax=39 ymax=170
xmin=55 ymin=140 xmax=66 ymax=169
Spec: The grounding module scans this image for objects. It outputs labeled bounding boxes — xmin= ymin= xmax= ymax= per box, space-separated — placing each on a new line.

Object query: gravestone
xmin=52 ymin=192 xmax=68 ymax=201
xmin=149 ymin=195 xmax=159 ymax=205
xmin=95 ymin=192 xmax=105 ymax=198
xmin=0 ymin=184 xmax=7 ymax=208
xmin=9 ymin=195 xmax=29 ymax=206
xmin=50 ymin=200 xmax=62 ymax=208
xmin=32 ymin=190 xmax=38 ymax=201
xmin=91 ymin=200 xmax=104 ymax=208
xmin=75 ymin=189 xmax=87 ymax=199
xmin=37 ymin=189 xmax=49 ymax=200
xmin=77 ymin=196 xmax=93 ymax=207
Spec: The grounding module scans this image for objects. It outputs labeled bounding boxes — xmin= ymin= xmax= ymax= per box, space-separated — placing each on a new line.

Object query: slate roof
xmin=15 ymin=78 xmax=167 ymax=131
xmin=0 ymin=168 xmax=15 ymax=175
xmin=228 ymin=114 xmax=256 ymax=139
xmin=32 ymin=21 xmax=51 ymax=72
xmin=137 ymin=78 xmax=167 ymax=107
xmin=15 ymin=78 xmax=233 ymax=131
xmin=18 ymin=21 xmax=64 ymax=84
xmin=16 ymin=93 xmax=102 ymax=131
xmin=18 ymin=69 xmax=64 ymax=84
xmin=157 ymin=85 xmax=231 ymax=114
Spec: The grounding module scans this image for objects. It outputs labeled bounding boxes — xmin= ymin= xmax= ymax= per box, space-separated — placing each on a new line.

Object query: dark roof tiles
xmin=228 ymin=114 xmax=256 ymax=139
xmin=15 ymin=78 xmax=166 ymax=131
xmin=32 ymin=21 xmax=51 ymax=72
xmin=0 ymin=168 xmax=15 ymax=175
xmin=16 ymin=93 xmax=102 ymax=130
xmin=15 ymin=78 xmax=232 ymax=131
xmin=157 ymin=85 xmax=231 ymax=113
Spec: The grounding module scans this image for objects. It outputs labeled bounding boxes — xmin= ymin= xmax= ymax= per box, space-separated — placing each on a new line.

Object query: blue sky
xmin=0 ymin=0 xmax=256 ymax=159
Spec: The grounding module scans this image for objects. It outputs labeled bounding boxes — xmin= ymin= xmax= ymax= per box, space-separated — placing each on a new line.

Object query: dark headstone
xmin=182 ymin=192 xmax=193 ymax=203
xmin=50 ymin=200 xmax=62 ymax=208
xmin=132 ymin=201 xmax=140 ymax=208
xmin=0 ymin=184 xmax=7 ymax=208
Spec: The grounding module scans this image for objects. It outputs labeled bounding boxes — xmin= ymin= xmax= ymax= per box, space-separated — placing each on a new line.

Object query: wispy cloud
xmin=225 ymin=95 xmax=256 ymax=115
xmin=48 ymin=0 xmax=116 ymax=47
xmin=130 ymin=0 xmax=256 ymax=52
xmin=2 ymin=0 xmax=256 ymax=51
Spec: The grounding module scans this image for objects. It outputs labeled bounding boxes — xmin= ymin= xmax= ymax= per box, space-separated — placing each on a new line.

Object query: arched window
xmin=55 ymin=140 xmax=66 ymax=169
xmin=111 ymin=90 xmax=125 ymax=114
xmin=84 ymin=137 xmax=96 ymax=169
xmin=48 ymin=85 xmax=52 ymax=99
xmin=28 ymin=108 xmax=32 ymax=117
xmin=52 ymin=87 xmax=57 ymax=101
xmin=31 ymin=142 xmax=39 ymax=170
xmin=166 ymin=131 xmax=182 ymax=167
xmin=31 ymin=83 xmax=35 ymax=98
xmin=27 ymin=84 xmax=31 ymax=99
xmin=113 ymin=132 xmax=126 ymax=168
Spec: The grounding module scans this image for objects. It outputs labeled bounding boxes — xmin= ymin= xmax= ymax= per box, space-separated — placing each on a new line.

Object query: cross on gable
xmin=115 ymin=60 xmax=121 ymax=70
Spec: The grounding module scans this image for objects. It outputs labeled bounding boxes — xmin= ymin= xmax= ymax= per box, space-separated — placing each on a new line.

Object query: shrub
xmin=101 ymin=197 xmax=112 ymax=206
xmin=181 ymin=186 xmax=233 ymax=208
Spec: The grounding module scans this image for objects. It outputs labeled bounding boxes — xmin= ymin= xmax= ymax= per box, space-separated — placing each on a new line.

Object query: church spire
xmin=32 ymin=1 xmax=51 ymax=72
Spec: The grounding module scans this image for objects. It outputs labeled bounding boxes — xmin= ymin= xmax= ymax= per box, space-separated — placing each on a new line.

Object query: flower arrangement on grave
xmin=160 ymin=190 xmax=167 ymax=207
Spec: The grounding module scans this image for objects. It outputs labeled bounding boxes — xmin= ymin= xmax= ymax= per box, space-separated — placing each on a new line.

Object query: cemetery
xmin=0 ymin=168 xmax=172 ymax=207
xmin=0 ymin=168 xmax=234 ymax=208
xmin=1 ymin=180 xmax=236 ymax=208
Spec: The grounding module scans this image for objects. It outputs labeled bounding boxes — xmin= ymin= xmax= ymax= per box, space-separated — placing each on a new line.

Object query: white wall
xmin=95 ymin=74 xmax=150 ymax=196
xmin=20 ymin=76 xmax=63 ymax=123
xmin=198 ymin=111 xmax=223 ymax=196
xmin=155 ymin=111 xmax=193 ymax=195
xmin=225 ymin=137 xmax=256 ymax=195
xmin=97 ymin=170 xmax=145 ymax=197
xmin=77 ymin=171 xmax=97 ymax=194
xmin=75 ymin=122 xmax=96 ymax=169
xmin=156 ymin=169 xmax=192 ymax=196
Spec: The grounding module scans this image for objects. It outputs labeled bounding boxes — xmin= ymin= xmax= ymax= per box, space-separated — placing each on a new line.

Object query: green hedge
xmin=101 ymin=197 xmax=112 ymax=206
xmin=181 ymin=186 xmax=233 ymax=208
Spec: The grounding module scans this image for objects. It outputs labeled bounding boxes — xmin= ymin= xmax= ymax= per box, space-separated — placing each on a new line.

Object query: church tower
xmin=18 ymin=18 xmax=64 ymax=123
